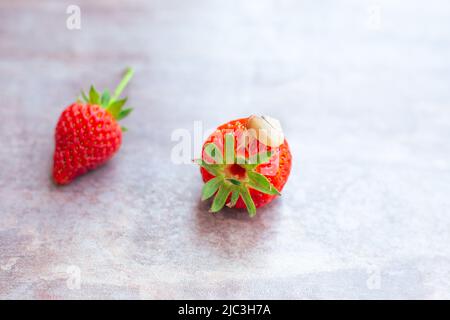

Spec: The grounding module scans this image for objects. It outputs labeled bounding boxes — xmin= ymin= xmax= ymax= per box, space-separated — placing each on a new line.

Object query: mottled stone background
xmin=1 ymin=0 xmax=449 ymax=299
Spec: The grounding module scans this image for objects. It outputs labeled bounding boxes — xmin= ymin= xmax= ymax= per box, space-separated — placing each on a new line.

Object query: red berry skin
xmin=53 ymin=102 xmax=122 ymax=185
xmin=200 ymin=117 xmax=292 ymax=209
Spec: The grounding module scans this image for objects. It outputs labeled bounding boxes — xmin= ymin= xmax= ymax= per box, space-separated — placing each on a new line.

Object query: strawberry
xmin=53 ymin=68 xmax=134 ymax=185
xmin=198 ymin=116 xmax=292 ymax=216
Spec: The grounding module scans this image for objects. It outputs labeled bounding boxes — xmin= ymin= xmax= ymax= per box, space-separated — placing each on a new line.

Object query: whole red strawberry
xmin=198 ymin=116 xmax=292 ymax=216
xmin=53 ymin=68 xmax=134 ymax=185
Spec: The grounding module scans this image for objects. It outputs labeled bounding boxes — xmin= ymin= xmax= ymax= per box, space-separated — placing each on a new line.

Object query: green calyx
xmin=79 ymin=67 xmax=135 ymax=132
xmin=197 ymin=133 xmax=281 ymax=217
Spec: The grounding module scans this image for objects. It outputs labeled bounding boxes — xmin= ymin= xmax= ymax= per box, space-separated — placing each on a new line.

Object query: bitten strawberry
xmin=198 ymin=116 xmax=292 ymax=216
xmin=53 ymin=68 xmax=134 ymax=185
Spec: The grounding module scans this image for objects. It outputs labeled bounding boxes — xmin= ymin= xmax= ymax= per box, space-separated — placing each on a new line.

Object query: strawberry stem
xmin=111 ymin=67 xmax=134 ymax=103
xmin=198 ymin=141 xmax=280 ymax=216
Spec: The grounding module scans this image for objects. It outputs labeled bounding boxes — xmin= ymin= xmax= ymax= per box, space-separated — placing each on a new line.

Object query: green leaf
xmin=202 ymin=177 xmax=223 ymax=201
xmin=210 ymin=184 xmax=232 ymax=212
xmin=247 ymin=171 xmax=281 ymax=196
xmin=235 ymin=152 xmax=272 ymax=169
xmin=204 ymin=143 xmax=223 ymax=164
xmin=241 ymin=163 xmax=259 ymax=171
xmin=110 ymin=98 xmax=127 ymax=110
xmin=107 ymin=98 xmax=127 ymax=119
xmin=196 ymin=160 xmax=222 ymax=177
xmin=227 ymin=190 xmax=240 ymax=208
xmin=240 ymin=187 xmax=256 ymax=216
xmin=226 ymin=178 xmax=241 ymax=186
xmin=116 ymin=108 xmax=133 ymax=121
xmin=236 ymin=156 xmax=259 ymax=171
xmin=81 ymin=90 xmax=89 ymax=103
xmin=121 ymin=126 xmax=128 ymax=132
xmin=101 ymin=90 xmax=111 ymax=107
xmin=89 ymin=86 xmax=100 ymax=104
xmin=247 ymin=171 xmax=281 ymax=195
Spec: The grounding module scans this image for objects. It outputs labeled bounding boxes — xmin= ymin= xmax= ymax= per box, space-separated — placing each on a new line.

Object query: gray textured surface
xmin=1 ymin=0 xmax=450 ymax=299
